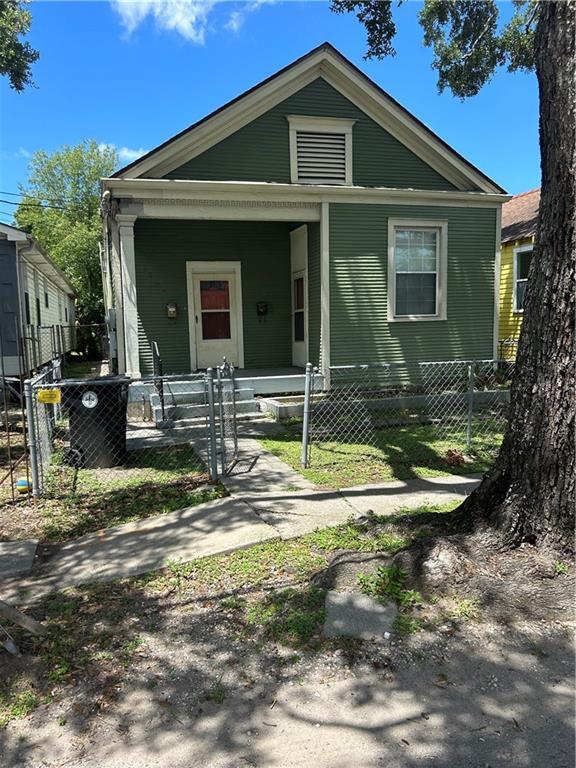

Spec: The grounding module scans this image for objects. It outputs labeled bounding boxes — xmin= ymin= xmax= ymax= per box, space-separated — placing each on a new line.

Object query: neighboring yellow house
xmin=499 ymin=188 xmax=539 ymax=359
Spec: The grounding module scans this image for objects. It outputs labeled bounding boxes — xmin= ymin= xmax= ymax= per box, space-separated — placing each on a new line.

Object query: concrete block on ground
xmin=0 ymin=539 xmax=38 ymax=581
xmin=323 ymin=590 xmax=397 ymax=641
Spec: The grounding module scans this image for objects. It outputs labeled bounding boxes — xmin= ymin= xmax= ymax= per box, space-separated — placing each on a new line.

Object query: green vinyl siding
xmin=329 ymin=203 xmax=496 ymax=366
xmin=166 ymin=78 xmax=460 ymax=191
xmin=134 ymin=219 xmax=293 ymax=374
xmin=307 ymin=222 xmax=321 ymax=367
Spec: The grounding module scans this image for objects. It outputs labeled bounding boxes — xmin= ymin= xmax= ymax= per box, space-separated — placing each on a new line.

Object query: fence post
xmin=23 ymin=379 xmax=41 ymax=497
xmin=301 ymin=362 xmax=313 ymax=468
xmin=466 ymin=362 xmax=475 ymax=449
xmin=205 ymin=369 xmax=219 ymax=481
xmin=216 ymin=365 xmax=227 ymax=475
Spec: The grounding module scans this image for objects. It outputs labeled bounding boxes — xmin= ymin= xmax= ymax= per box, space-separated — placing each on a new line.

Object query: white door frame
xmin=290 ymin=225 xmax=308 ymax=367
xmin=186 ymin=261 xmax=244 ymax=370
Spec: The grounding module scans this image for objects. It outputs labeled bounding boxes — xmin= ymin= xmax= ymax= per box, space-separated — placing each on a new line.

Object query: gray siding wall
xmin=329 ymin=203 xmax=496 ymax=366
xmin=134 ymin=219 xmax=293 ymax=374
xmin=0 ymin=240 xmax=20 ymax=359
xmin=166 ymin=78 xmax=460 ymax=191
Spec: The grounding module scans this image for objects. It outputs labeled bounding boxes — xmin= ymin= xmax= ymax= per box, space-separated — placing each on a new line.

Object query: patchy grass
xmin=0 ymin=681 xmax=39 ymax=727
xmin=1 ymin=502 xmax=461 ymax=726
xmin=259 ymin=422 xmax=500 ymax=488
xmin=4 ymin=445 xmax=224 ymax=542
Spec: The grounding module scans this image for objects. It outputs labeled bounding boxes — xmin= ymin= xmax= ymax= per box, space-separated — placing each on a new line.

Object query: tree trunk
xmin=462 ymin=0 xmax=575 ymax=553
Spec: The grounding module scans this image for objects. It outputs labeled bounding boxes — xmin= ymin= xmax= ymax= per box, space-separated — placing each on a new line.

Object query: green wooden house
xmin=101 ymin=43 xmax=507 ymax=381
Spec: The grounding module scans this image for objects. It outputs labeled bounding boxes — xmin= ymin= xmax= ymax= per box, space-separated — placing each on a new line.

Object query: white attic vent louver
xmin=296 ymin=131 xmax=346 ymax=184
xmin=288 ymin=116 xmax=355 ymax=185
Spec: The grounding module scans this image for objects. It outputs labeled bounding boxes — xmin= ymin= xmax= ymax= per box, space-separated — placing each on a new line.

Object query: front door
xmin=290 ymin=226 xmax=308 ymax=367
xmin=191 ymin=272 xmax=240 ymax=369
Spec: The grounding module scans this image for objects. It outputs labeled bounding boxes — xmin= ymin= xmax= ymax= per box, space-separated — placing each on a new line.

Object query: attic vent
xmin=296 ymin=131 xmax=346 ymax=184
xmin=288 ymin=116 xmax=355 ymax=185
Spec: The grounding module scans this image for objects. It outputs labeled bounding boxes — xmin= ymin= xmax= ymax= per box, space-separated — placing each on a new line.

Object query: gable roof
xmin=501 ymin=188 xmax=540 ymax=243
xmin=112 ymin=43 xmax=505 ymax=194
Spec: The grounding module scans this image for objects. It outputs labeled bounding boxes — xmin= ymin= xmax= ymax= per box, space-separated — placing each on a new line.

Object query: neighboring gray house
xmin=101 ymin=43 xmax=508 ymax=380
xmin=0 ymin=223 xmax=76 ymax=377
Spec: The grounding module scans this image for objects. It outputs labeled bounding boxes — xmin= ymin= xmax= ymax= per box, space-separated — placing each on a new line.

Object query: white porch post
xmin=320 ymin=201 xmax=331 ymax=384
xmin=117 ymin=214 xmax=140 ymax=378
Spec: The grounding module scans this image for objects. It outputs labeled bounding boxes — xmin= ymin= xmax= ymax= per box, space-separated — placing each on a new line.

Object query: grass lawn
xmin=0 ymin=444 xmax=224 ymax=542
xmin=259 ymin=422 xmax=502 ymax=488
xmin=0 ymin=501 xmax=460 ymax=727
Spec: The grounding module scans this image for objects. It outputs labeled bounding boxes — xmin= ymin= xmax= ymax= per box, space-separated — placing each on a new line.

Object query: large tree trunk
xmin=462 ymin=1 xmax=575 ymax=553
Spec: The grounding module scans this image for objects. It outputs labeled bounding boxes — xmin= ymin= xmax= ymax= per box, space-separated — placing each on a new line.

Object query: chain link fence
xmin=302 ymin=360 xmax=514 ymax=471
xmin=22 ymin=360 xmax=238 ymax=513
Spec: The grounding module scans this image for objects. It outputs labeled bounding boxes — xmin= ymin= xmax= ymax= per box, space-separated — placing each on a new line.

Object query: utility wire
xmin=0 ymin=198 xmax=66 ymax=210
xmin=0 ymin=190 xmax=74 ymax=205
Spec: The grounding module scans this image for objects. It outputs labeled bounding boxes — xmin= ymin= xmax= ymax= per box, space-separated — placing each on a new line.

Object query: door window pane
xmin=294 ymin=277 xmax=304 ymax=310
xmin=200 ymin=280 xmax=230 ymax=310
xmin=294 ymin=311 xmax=304 ymax=342
xmin=202 ymin=312 xmax=231 ymax=339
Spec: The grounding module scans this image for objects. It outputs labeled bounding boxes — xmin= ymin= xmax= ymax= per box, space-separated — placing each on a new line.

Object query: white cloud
xmin=16 ymin=147 xmax=32 ymax=159
xmin=99 ymin=143 xmax=147 ymax=164
xmin=110 ymin=0 xmax=271 ymax=43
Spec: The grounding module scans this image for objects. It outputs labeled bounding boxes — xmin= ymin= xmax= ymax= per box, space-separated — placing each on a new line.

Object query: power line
xmin=0 ymin=198 xmax=66 ymax=210
xmin=0 ymin=189 xmax=75 ymax=205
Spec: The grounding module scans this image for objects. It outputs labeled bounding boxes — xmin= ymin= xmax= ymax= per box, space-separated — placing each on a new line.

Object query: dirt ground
xmin=1 ymin=564 xmax=573 ymax=767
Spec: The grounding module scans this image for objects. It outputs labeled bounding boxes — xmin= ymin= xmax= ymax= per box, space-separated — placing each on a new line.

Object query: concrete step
xmin=153 ymin=398 xmax=261 ymax=423
xmin=153 ymin=411 xmax=272 ymax=431
xmin=150 ymin=386 xmax=255 ymax=408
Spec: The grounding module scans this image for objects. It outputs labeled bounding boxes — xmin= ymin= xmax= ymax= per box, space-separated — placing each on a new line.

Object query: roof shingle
xmin=501 ymin=188 xmax=540 ymax=243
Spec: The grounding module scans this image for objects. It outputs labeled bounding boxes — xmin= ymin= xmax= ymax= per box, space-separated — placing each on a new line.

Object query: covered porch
xmin=105 ymin=181 xmax=328 ymax=380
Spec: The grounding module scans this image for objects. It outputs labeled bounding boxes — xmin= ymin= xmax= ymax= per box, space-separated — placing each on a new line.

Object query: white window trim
xmin=287 ymin=115 xmax=355 ymax=185
xmin=387 ymin=218 xmax=448 ymax=322
xmin=512 ymin=244 xmax=533 ymax=314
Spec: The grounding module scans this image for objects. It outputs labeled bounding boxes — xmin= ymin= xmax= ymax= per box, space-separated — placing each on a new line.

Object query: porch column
xmin=117 ymin=214 xmax=140 ymax=378
xmin=320 ymin=201 xmax=331 ymax=382
xmin=108 ymin=216 xmax=126 ymax=374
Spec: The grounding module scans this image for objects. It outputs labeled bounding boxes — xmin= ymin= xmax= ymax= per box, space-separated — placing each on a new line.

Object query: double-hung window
xmin=388 ymin=219 xmax=448 ymax=321
xmin=513 ymin=245 xmax=533 ymax=312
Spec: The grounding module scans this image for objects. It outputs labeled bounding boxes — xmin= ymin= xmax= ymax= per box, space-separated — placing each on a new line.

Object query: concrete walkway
xmin=1 ymin=428 xmax=481 ymax=603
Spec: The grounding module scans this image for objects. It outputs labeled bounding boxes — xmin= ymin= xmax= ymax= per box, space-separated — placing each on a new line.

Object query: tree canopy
xmin=15 ymin=140 xmax=118 ymax=324
xmin=331 ymin=0 xmax=537 ymax=97
xmin=0 ymin=0 xmax=39 ymax=91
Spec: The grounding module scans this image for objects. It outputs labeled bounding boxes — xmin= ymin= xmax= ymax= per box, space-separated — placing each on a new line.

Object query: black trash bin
xmin=60 ymin=376 xmax=130 ymax=469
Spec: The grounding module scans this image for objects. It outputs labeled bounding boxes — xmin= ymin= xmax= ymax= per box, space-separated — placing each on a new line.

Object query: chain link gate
xmin=204 ymin=360 xmax=239 ymax=480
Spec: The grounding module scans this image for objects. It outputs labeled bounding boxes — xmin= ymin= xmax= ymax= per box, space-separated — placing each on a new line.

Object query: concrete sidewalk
xmin=2 ymin=471 xmax=480 ymax=605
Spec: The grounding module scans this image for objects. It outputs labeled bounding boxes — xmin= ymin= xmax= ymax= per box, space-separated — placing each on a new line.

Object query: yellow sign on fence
xmin=37 ymin=388 xmax=61 ymax=405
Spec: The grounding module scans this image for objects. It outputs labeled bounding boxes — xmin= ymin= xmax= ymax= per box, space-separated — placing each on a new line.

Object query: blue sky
xmin=0 ymin=1 xmax=539 ymax=222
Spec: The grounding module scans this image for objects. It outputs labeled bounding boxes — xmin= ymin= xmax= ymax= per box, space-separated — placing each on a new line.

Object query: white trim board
xmin=105 ymin=178 xmax=509 ymax=209
xmin=186 ymin=261 xmax=245 ymax=370
xmin=112 ymin=46 xmax=504 ymax=194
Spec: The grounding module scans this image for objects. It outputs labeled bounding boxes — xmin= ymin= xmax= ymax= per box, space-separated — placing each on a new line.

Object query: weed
xmin=245 ymin=587 xmax=326 ymax=647
xmin=445 ymin=596 xmax=482 ymax=621
xmin=554 ymin=561 xmax=570 ymax=576
xmin=0 ymin=683 xmax=38 ymax=726
xmin=393 ymin=614 xmax=423 ymax=635
xmin=358 ymin=565 xmax=421 ymax=607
